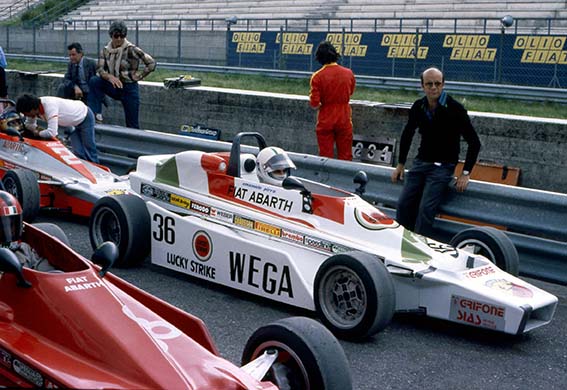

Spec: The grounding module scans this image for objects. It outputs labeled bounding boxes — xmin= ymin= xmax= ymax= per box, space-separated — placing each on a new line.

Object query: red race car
xmin=0 ymin=98 xmax=130 ymax=221
xmin=0 ymin=222 xmax=352 ymax=389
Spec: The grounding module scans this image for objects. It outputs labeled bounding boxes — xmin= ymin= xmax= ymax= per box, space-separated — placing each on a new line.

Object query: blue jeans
xmin=396 ymin=158 xmax=455 ymax=237
xmin=87 ymin=76 xmax=141 ymax=129
xmin=70 ymin=107 xmax=99 ymax=163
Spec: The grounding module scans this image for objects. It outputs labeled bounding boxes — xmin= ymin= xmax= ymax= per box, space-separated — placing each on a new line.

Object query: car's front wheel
xmin=314 ymin=251 xmax=395 ymax=340
xmin=241 ymin=316 xmax=352 ymax=390
xmin=89 ymin=194 xmax=150 ymax=267
xmin=450 ymin=226 xmax=519 ymax=276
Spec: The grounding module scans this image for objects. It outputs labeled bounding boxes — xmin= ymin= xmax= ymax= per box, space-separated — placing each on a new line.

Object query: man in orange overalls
xmin=309 ymin=41 xmax=356 ymax=160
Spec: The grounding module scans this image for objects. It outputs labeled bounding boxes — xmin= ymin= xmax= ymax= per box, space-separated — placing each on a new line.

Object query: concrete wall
xmin=5 ymin=71 xmax=567 ymax=194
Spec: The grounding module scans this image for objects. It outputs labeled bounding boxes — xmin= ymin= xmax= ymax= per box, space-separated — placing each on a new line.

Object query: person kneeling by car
xmin=15 ymin=93 xmax=99 ymax=163
xmin=0 ymin=191 xmax=55 ymax=271
xmin=256 ymin=146 xmax=297 ymax=186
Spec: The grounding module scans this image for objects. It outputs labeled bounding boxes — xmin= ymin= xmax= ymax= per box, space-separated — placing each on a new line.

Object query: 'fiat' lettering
xmin=229 ymin=252 xmax=293 ymax=297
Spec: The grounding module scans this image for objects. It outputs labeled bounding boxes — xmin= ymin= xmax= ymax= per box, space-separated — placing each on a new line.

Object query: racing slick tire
xmin=89 ymin=195 xmax=150 ymax=268
xmin=314 ymin=251 xmax=395 ymax=340
xmin=241 ymin=316 xmax=352 ymax=390
xmin=32 ymin=223 xmax=70 ymax=247
xmin=450 ymin=226 xmax=519 ymax=276
xmin=2 ymin=169 xmax=40 ymax=222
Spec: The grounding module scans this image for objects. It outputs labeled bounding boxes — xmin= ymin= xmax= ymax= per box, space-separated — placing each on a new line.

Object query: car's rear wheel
xmin=241 ymin=316 xmax=352 ymax=390
xmin=450 ymin=226 xmax=519 ymax=276
xmin=2 ymin=169 xmax=40 ymax=222
xmin=89 ymin=195 xmax=150 ymax=267
xmin=314 ymin=251 xmax=395 ymax=340
xmin=32 ymin=223 xmax=70 ymax=246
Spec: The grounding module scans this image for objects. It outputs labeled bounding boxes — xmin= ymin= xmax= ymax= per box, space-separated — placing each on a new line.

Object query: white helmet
xmin=256 ymin=147 xmax=296 ymax=186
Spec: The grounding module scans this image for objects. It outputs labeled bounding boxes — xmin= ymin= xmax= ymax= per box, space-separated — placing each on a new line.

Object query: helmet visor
xmin=0 ymin=214 xmax=23 ymax=244
xmin=264 ymin=153 xmax=296 ymax=173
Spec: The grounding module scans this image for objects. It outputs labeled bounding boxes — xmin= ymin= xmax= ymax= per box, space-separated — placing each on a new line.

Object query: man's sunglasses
xmin=112 ymin=33 xmax=125 ymax=39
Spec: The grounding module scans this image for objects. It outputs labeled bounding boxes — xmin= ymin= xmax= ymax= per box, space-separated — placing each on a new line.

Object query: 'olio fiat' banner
xmin=228 ymin=31 xmax=567 ymax=87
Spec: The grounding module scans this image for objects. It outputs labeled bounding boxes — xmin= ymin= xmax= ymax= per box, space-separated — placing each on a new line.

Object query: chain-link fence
xmin=2 ymin=17 xmax=567 ymax=87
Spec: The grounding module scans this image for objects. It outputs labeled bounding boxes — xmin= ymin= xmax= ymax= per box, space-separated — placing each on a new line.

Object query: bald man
xmin=391 ymin=67 xmax=481 ymax=236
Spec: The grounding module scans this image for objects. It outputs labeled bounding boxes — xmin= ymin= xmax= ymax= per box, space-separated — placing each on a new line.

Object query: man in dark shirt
xmin=391 ymin=67 xmax=481 ymax=237
xmin=57 ymin=42 xmax=97 ymax=103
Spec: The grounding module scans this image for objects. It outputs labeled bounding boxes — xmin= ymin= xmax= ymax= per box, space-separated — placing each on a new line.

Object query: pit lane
xmin=41 ymin=215 xmax=567 ymax=390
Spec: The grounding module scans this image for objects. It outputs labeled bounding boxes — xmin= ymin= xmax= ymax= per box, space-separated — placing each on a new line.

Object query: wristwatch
xmin=462 ymin=170 xmax=470 ymax=176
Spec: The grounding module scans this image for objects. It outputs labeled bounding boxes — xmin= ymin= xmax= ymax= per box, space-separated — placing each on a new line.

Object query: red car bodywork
xmin=0 ymin=224 xmax=276 ymax=389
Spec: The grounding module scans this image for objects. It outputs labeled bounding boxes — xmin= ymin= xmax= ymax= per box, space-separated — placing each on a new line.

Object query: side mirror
xmin=353 ymin=171 xmax=368 ymax=196
xmin=0 ymin=248 xmax=31 ymax=287
xmin=282 ymin=177 xmax=313 ymax=214
xmin=91 ymin=242 xmax=118 ymax=278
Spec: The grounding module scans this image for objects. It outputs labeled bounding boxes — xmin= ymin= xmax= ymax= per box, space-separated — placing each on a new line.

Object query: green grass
xmin=7 ymin=59 xmax=567 ymax=119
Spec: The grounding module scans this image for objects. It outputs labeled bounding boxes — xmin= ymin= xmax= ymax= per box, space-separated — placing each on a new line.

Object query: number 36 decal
xmin=153 ymin=213 xmax=176 ymax=244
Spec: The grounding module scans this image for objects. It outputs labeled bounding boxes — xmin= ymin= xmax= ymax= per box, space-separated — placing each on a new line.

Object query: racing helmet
xmin=256 ymin=147 xmax=296 ymax=186
xmin=0 ymin=110 xmax=24 ymax=134
xmin=0 ymin=191 xmax=23 ymax=245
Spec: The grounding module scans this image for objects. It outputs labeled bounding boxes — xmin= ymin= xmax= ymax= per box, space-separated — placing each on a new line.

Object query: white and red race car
xmin=0 ymin=99 xmax=130 ymax=220
xmin=89 ymin=132 xmax=558 ymax=340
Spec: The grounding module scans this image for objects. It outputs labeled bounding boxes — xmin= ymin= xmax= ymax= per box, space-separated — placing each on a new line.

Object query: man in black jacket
xmin=391 ymin=67 xmax=481 ymax=237
xmin=57 ymin=42 xmax=97 ymax=104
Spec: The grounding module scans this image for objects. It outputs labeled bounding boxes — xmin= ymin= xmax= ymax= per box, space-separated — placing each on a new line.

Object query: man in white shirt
xmin=15 ymin=94 xmax=99 ymax=163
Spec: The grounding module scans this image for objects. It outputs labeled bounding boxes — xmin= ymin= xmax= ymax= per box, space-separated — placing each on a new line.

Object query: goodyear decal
xmin=381 ymin=33 xmax=429 ymax=59
xmin=233 ymin=32 xmax=266 ymax=54
xmin=485 ymin=278 xmax=533 ymax=298
xmin=64 ymin=276 xmax=103 ymax=292
xmin=449 ymin=294 xmax=505 ymax=331
xmin=514 ymin=36 xmax=567 ymax=64
xmin=443 ymin=34 xmax=496 ymax=62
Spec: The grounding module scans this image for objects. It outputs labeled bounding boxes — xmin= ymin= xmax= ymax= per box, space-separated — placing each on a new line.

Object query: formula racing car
xmin=89 ymin=132 xmax=558 ymax=340
xmin=0 ymin=98 xmax=129 ymax=221
xmin=0 ymin=221 xmax=351 ymax=389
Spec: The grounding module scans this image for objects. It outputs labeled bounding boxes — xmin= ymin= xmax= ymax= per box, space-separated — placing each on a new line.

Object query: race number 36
xmin=153 ymin=213 xmax=175 ymax=244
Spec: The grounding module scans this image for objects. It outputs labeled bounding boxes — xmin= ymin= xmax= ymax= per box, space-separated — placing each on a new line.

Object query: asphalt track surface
xmin=38 ymin=214 xmax=567 ymax=390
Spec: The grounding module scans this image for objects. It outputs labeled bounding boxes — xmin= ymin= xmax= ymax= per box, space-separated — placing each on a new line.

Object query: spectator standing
xmin=16 ymin=94 xmax=99 ymax=163
xmin=391 ymin=67 xmax=481 ymax=237
xmin=309 ymin=41 xmax=356 ymax=160
xmin=57 ymin=42 xmax=97 ymax=103
xmin=0 ymin=46 xmax=8 ymax=114
xmin=87 ymin=20 xmax=156 ymax=129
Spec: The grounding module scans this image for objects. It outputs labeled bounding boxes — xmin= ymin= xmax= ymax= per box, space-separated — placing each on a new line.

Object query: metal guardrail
xmin=7 ymin=53 xmax=567 ymax=103
xmin=95 ymin=125 xmax=567 ymax=285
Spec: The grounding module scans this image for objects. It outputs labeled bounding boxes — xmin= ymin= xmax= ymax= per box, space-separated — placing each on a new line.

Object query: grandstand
xmin=65 ymin=0 xmax=567 ymax=31
xmin=0 ymin=0 xmax=42 ymax=21
xmin=7 ymin=0 xmax=567 ymax=33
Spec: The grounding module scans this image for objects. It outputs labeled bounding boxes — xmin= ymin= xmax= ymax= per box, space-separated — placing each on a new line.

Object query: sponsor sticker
xmin=485 ymin=279 xmax=534 ymax=298
xmin=464 ymin=265 xmax=496 ymax=279
xmin=106 ymin=189 xmax=128 ymax=195
xmin=192 ymin=231 xmax=212 ymax=261
xmin=170 ymin=193 xmax=191 ymax=209
xmin=254 ymin=221 xmax=281 ymax=236
xmin=281 ymin=229 xmax=304 ymax=244
xmin=13 ymin=359 xmax=43 ymax=387
xmin=64 ymin=276 xmax=103 ymax=293
xmin=449 ymin=294 xmax=505 ymax=331
xmin=234 ymin=215 xmax=255 ymax=229
xmin=210 ymin=207 xmax=234 ymax=223
xmin=189 ymin=201 xmax=210 ymax=215
xmin=0 ymin=347 xmax=12 ymax=368
xmin=304 ymin=235 xmax=333 ymax=252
